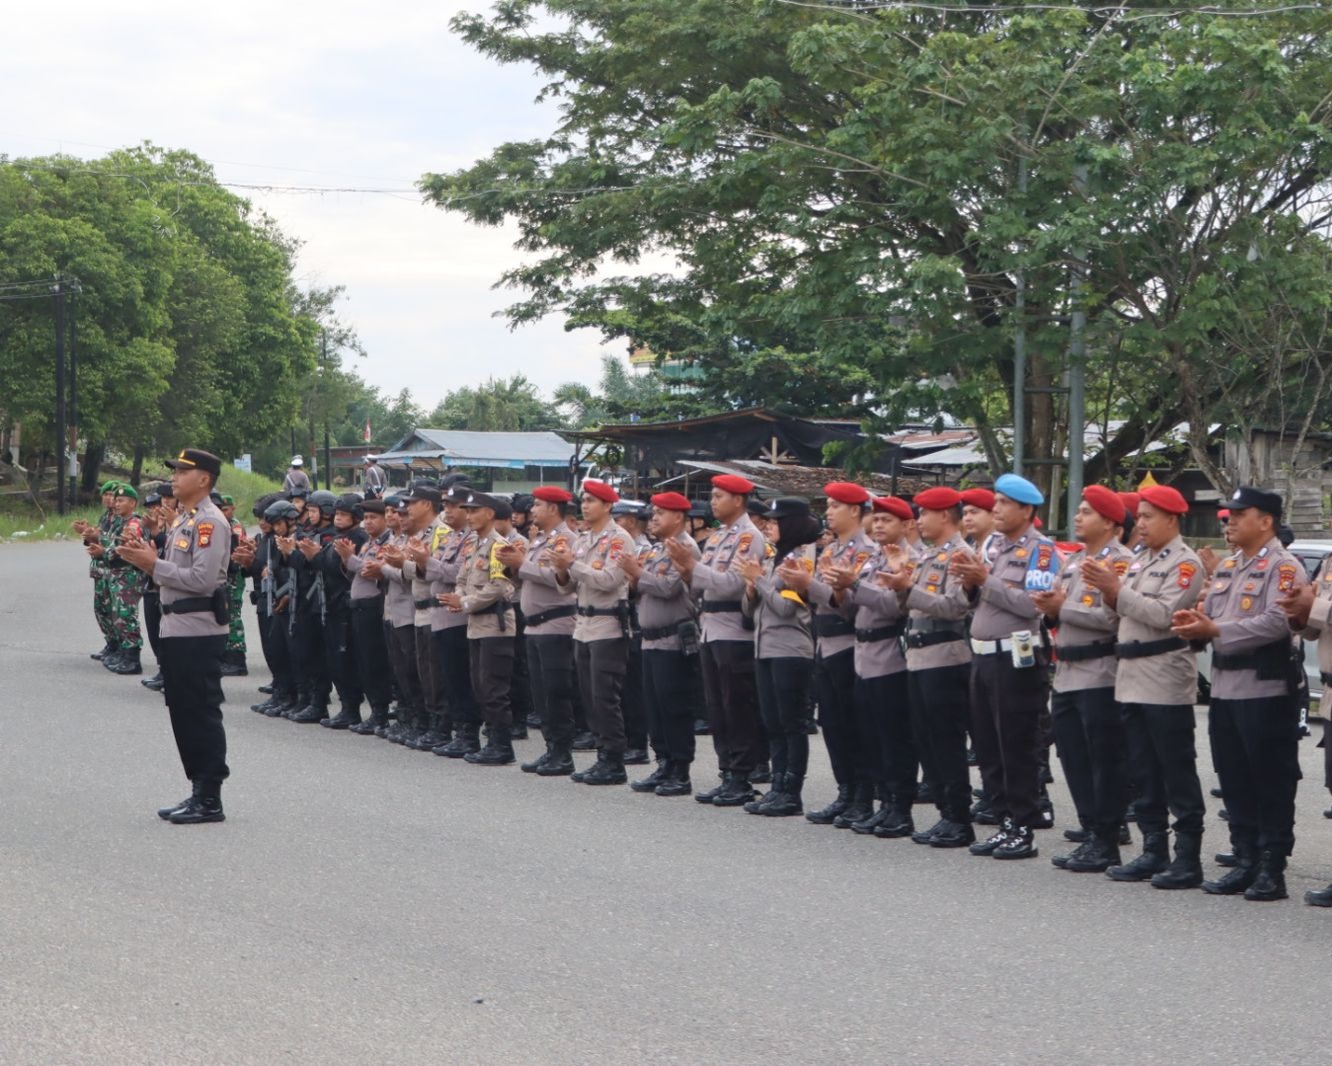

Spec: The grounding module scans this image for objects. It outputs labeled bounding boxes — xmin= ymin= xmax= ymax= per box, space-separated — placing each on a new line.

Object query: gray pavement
xmin=0 ymin=540 xmax=1328 ymax=1065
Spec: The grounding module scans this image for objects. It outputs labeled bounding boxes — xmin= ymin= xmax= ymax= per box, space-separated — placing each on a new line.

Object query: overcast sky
xmin=4 ymin=0 xmax=627 ymax=410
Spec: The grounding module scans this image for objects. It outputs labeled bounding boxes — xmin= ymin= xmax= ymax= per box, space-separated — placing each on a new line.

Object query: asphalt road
xmin=1 ymin=541 xmax=1328 ymax=1065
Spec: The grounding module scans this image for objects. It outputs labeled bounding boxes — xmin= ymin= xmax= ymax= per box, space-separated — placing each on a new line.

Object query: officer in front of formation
xmin=952 ymin=473 xmax=1059 ymax=860
xmin=1174 ymin=486 xmax=1308 ymax=901
xmin=116 ymin=449 xmax=233 ymax=824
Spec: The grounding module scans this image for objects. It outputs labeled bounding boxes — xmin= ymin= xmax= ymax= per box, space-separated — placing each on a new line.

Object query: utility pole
xmin=1012 ymin=153 xmax=1029 ymax=477
xmin=1065 ymin=163 xmax=1089 ymax=530
xmin=53 ymin=274 xmax=66 ymax=516
xmin=68 ymin=284 xmax=78 ymax=506
xmin=321 ymin=330 xmax=332 ymax=490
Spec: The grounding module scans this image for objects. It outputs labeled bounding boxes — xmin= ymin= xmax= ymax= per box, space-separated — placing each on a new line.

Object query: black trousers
xmin=437 ymin=625 xmax=479 ymax=726
xmin=970 ymin=652 xmax=1048 ymax=828
xmin=259 ymin=608 xmax=296 ymax=700
xmin=1209 ymin=696 xmax=1301 ymax=856
xmin=856 ymin=670 xmax=915 ymax=806
xmin=623 ymin=637 xmax=649 ymax=751
xmin=469 ymin=637 xmax=516 ymax=731
xmin=292 ymin=609 xmax=330 ymax=707
xmin=528 ymin=633 xmax=577 ymax=748
xmin=700 ymin=640 xmax=763 ymax=775
xmin=908 ymin=665 xmax=970 ymax=823
xmin=510 ymin=628 xmax=532 ymax=723
xmin=143 ymin=591 xmax=162 ymax=662
xmin=388 ymin=623 xmax=423 ymax=722
xmin=814 ymin=648 xmax=868 ymax=787
xmin=415 ymin=624 xmax=445 ymax=722
xmin=576 ymin=638 xmax=628 ymax=756
xmin=324 ymin=606 xmax=361 ymax=710
xmin=641 ymin=647 xmax=699 ymax=766
xmin=159 ymin=634 xmax=229 ymax=783
xmin=1052 ymin=686 xmax=1125 ymax=834
xmin=755 ymin=656 xmax=813 ymax=779
xmin=350 ymin=599 xmax=391 ymax=709
xmin=1120 ymin=702 xmax=1206 ymax=837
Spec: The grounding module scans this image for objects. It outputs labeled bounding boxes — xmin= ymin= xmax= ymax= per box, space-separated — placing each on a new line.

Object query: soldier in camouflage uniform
xmin=218 ymin=494 xmax=249 ymax=676
xmin=78 ymin=481 xmax=120 ymax=660
xmin=99 ymin=484 xmax=146 ymax=675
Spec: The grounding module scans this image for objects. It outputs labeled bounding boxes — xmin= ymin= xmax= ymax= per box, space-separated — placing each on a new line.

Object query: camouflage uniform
xmin=104 ymin=510 xmax=145 ymax=653
xmin=91 ymin=504 xmax=117 ymax=647
xmin=226 ymin=520 xmax=248 ymax=656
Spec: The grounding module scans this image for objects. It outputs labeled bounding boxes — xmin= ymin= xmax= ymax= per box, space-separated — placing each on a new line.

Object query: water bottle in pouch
xmin=1011 ymin=629 xmax=1036 ymax=669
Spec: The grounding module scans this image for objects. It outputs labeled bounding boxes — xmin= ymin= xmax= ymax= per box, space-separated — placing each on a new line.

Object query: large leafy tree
xmin=0 ymin=146 xmax=320 ymax=481
xmin=427 ymin=374 xmax=564 ymax=431
xmin=424 ymin=0 xmax=1332 ymax=496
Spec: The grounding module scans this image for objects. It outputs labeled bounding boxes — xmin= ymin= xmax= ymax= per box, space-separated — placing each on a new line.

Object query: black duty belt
xmin=1212 ymin=640 xmax=1289 ymax=676
xmin=856 ymin=621 xmax=907 ymax=643
xmin=1057 ymin=640 xmax=1117 ymax=663
xmin=352 ymin=595 xmax=385 ymax=611
xmin=1115 ymin=636 xmax=1187 ymax=660
xmin=524 ymin=605 xmax=577 ymax=628
xmin=161 ymin=597 xmax=213 ymax=615
xmin=813 ymin=614 xmax=856 ymax=638
xmin=905 ymin=629 xmax=965 ymax=649
xmin=700 ymin=600 xmax=743 ymax=614
xmin=640 ymin=624 xmax=681 ymax=642
xmin=472 ymin=601 xmax=511 ymax=632
xmin=413 ymin=598 xmax=435 ymax=609
xmin=577 ymin=606 xmax=626 ymax=618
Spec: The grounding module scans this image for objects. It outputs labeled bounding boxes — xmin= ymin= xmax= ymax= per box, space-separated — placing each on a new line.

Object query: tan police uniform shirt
xmin=1051 ymin=540 xmax=1135 ymax=694
xmin=518 ymin=524 xmax=578 ymax=637
xmin=565 ymin=522 xmax=634 ymax=644
xmin=155 ymin=497 xmax=232 ymax=638
xmin=744 ymin=542 xmax=815 ymax=661
xmin=690 ymin=515 xmax=768 ymax=644
xmin=901 ymin=534 xmax=973 ymax=671
xmin=808 ymin=531 xmax=874 ymax=660
xmin=1113 ymin=534 xmax=1203 ymax=706
xmin=635 ymin=531 xmax=700 ymax=653
xmin=455 ymin=526 xmax=515 ymax=639
xmin=970 ymin=527 xmax=1059 ymax=641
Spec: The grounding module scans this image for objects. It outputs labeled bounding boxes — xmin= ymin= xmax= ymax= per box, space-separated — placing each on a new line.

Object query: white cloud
xmin=2 ymin=0 xmax=641 ymax=405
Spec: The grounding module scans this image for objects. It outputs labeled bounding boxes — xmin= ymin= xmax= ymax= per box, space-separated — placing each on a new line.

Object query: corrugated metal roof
xmin=375 ymin=429 xmax=573 ymax=468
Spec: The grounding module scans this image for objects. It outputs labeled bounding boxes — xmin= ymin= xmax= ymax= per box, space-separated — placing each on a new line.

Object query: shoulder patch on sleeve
xmin=1177 ymin=561 xmax=1197 ymax=588
xmin=197 ymin=522 xmax=214 ymax=548
xmin=1278 ymin=563 xmax=1298 ymax=592
xmin=738 ymin=533 xmax=754 ymax=553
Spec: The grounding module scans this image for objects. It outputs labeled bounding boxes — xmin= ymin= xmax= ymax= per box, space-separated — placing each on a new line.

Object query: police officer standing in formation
xmin=116 ymin=449 xmax=233 ymax=824
xmin=1083 ymin=484 xmax=1207 ymax=887
xmin=667 ymin=474 xmax=769 ymax=807
xmin=1038 ymin=486 xmax=1135 ymax=872
xmin=362 ymin=455 xmax=387 ymax=498
xmin=1175 ymin=487 xmax=1307 ymax=900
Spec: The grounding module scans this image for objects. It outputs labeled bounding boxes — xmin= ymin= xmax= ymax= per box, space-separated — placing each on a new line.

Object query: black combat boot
xmin=289 ymin=702 xmax=327 ymax=725
xmin=655 ymin=761 xmax=693 ymax=797
xmin=1244 ymin=850 xmax=1289 ymax=902
xmin=1150 ymin=832 xmax=1203 ymax=890
xmin=750 ymin=760 xmax=772 ymax=784
xmin=141 ymin=672 xmax=165 ymax=692
xmin=465 ymin=726 xmax=516 ymax=765
xmin=851 ymin=801 xmax=894 ymax=836
xmin=745 ymin=773 xmax=785 ymax=814
xmin=536 ymin=747 xmax=576 ymax=776
xmin=265 ymin=696 xmax=296 ymax=718
xmin=805 ymin=784 xmax=853 ymax=825
xmin=257 ymin=683 xmax=274 ymax=695
xmin=413 ymin=713 xmax=448 ymax=750
xmin=712 ymin=772 xmax=759 ymax=807
xmin=1202 ymin=843 xmax=1258 ymax=895
xmin=1052 ymin=837 xmax=1094 ymax=870
xmin=1107 ymin=831 xmax=1170 ymax=882
xmin=576 ymin=751 xmax=628 ymax=785
xmin=157 ymin=781 xmax=201 ymax=820
xmin=511 ymin=718 xmax=529 ymax=741
xmin=630 ymin=760 xmax=671 ymax=793
xmin=91 ymin=642 xmax=114 ymax=661
xmin=872 ymin=800 xmax=914 ymax=839
xmin=970 ymin=797 xmax=1001 ymax=826
xmin=219 ymin=651 xmax=247 ymax=677
xmin=435 ymin=723 xmax=480 ymax=757
xmin=1062 ymin=828 xmax=1121 ymax=873
xmin=622 ymin=747 xmax=649 ymax=765
xmin=351 ymin=705 xmax=388 ymax=735
xmin=250 ymin=697 xmax=277 ymax=714
xmin=322 ymin=703 xmax=363 ymax=730
xmin=571 ymin=730 xmax=597 ymax=751
xmin=521 ymin=745 xmax=553 ymax=774
xmin=1304 ymin=882 xmax=1332 ymax=907
xmin=911 ymin=818 xmax=946 ymax=845
xmin=106 ymin=647 xmax=142 ymax=675
xmin=169 ymin=779 xmax=225 ymax=824
xmin=928 ymin=819 xmax=977 ymax=848
xmin=1063 ymin=826 xmax=1091 ymax=844
xmin=101 ymin=645 xmax=125 ymax=671
xmin=694 ymin=774 xmax=731 ymax=805
xmin=762 ymin=774 xmax=805 ymax=817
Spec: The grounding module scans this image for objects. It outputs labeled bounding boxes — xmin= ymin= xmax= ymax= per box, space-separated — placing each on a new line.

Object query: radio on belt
xmin=1011 ymin=629 xmax=1037 ymax=669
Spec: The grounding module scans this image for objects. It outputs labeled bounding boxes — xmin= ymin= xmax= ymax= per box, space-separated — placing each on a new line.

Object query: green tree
xmin=426 ymin=1 xmax=1332 ymax=494
xmin=428 ymin=374 xmax=564 ymax=431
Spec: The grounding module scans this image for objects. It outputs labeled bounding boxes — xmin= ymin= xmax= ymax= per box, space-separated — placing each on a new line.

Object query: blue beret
xmin=994 ymin=473 xmax=1044 ymax=507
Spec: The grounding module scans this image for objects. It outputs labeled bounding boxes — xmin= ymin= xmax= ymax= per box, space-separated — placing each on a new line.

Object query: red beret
xmin=1217 ymin=508 xmax=1230 ymax=520
xmin=960 ymin=488 xmax=995 ymax=511
xmin=1082 ymin=485 xmax=1126 ymax=525
xmin=823 ymin=481 xmax=871 ymax=506
xmin=1118 ymin=491 xmax=1141 ymax=517
xmin=914 ymin=487 xmax=962 ymax=511
xmin=871 ymin=496 xmax=913 ymax=520
xmin=711 ymin=474 xmax=755 ymax=496
xmin=1034 ymin=517 xmax=1044 ymax=529
xmin=650 ymin=491 xmax=692 ymax=513
xmin=581 ymin=479 xmax=620 ymax=504
xmin=1139 ymin=485 xmax=1188 ymax=516
xmin=533 ymin=486 xmax=573 ymax=504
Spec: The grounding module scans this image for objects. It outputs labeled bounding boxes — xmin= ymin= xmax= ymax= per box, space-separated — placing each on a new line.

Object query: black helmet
xmin=264 ymin=499 xmax=300 ymax=524
xmin=307 ymin=490 xmax=338 ymax=518
xmin=511 ymin=493 xmax=535 ymax=515
xmin=252 ymin=491 xmax=281 ymax=519
xmin=335 ymin=493 xmax=364 ymax=521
